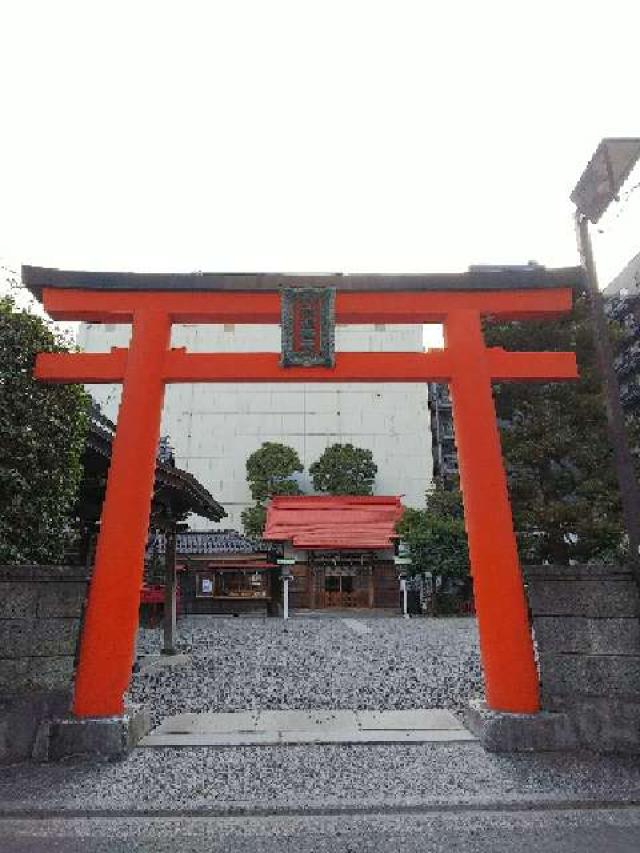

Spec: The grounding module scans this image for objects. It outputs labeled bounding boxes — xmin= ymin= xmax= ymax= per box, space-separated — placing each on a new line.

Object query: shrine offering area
xmin=129 ymin=615 xmax=482 ymax=727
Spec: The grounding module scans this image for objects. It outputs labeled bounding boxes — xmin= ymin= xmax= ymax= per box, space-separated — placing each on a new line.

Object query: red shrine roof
xmin=263 ymin=495 xmax=404 ymax=550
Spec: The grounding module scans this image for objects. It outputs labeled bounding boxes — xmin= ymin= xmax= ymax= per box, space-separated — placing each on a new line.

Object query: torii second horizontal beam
xmin=35 ymin=349 xmax=578 ymax=384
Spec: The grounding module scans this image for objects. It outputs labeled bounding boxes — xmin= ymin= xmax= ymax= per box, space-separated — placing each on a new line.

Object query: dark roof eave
xmin=154 ymin=465 xmax=226 ymax=521
xmin=82 ymin=422 xmax=226 ymax=522
xmin=22 ymin=265 xmax=585 ymax=300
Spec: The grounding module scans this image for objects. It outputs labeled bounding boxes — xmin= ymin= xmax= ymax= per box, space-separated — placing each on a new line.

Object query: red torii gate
xmin=24 ymin=266 xmax=581 ymax=719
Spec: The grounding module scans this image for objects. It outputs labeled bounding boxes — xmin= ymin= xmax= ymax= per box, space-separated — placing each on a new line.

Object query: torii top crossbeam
xmin=24 ymin=264 xmax=581 ymax=721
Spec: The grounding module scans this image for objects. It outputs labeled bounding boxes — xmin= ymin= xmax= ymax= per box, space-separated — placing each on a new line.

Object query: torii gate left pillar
xmin=32 ymin=279 xmax=578 ymax=719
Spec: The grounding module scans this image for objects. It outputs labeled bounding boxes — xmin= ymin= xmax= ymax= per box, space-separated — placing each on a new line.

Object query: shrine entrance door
xmin=324 ymin=575 xmax=356 ymax=608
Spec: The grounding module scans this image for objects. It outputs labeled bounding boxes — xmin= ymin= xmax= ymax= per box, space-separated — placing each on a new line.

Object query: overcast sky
xmin=1 ymin=0 xmax=638 ymax=323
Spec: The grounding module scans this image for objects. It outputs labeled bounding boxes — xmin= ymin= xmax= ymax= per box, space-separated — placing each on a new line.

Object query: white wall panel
xmin=79 ymin=321 xmax=433 ymax=530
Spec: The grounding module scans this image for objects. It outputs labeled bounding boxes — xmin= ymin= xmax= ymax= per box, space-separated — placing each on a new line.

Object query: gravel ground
xmin=1 ymin=743 xmax=640 ymax=814
xmin=3 ymin=614 xmax=639 ymax=841
xmin=128 ymin=614 xmax=483 ymax=726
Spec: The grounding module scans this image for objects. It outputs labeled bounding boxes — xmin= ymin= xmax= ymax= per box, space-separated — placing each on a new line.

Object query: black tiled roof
xmin=148 ymin=530 xmax=267 ymax=556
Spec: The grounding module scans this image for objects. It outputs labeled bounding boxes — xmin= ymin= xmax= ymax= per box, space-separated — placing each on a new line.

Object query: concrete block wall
xmin=526 ymin=564 xmax=640 ymax=753
xmin=0 ymin=565 xmax=89 ymax=764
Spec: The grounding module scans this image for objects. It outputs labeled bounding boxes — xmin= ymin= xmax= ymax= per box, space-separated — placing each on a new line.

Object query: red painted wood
xmin=264 ymin=495 xmax=403 ymax=549
xmin=29 ymin=285 xmax=579 ymax=718
xmin=72 ymin=310 xmax=171 ymax=717
xmin=35 ymin=349 xmax=577 ymax=384
xmin=141 ymin=584 xmax=181 ymax=604
xmin=41 ymin=286 xmax=574 ymax=323
xmin=446 ymin=309 xmax=540 ymax=713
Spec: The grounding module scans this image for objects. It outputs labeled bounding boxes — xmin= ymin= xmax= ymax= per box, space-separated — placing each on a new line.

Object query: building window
xmin=196 ymin=572 xmax=216 ymax=597
xmin=195 ymin=570 xmax=267 ymax=598
xmin=325 ymin=575 xmax=353 ymax=593
xmin=224 ymin=323 xmax=235 ymax=333
xmin=375 ymin=324 xmax=386 ymax=331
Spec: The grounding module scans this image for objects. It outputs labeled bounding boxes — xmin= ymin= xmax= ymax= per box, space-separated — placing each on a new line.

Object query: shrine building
xmin=263 ymin=495 xmax=404 ymax=609
xmin=146 ymin=529 xmax=280 ymax=616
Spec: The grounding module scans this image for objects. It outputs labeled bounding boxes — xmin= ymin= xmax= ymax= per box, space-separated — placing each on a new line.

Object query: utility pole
xmin=575 ymin=213 xmax=640 ymax=586
xmin=162 ymin=519 xmax=178 ymax=655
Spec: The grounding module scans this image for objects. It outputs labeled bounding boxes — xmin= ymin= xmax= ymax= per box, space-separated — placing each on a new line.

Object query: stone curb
xmin=2 ymin=796 xmax=640 ymax=820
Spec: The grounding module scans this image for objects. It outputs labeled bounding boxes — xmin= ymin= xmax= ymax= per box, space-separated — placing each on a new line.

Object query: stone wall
xmin=466 ymin=564 xmax=640 ymax=752
xmin=0 ymin=565 xmax=89 ymax=764
xmin=526 ymin=564 xmax=640 ymax=752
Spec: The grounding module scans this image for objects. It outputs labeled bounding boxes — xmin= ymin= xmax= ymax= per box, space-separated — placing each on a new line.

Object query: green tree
xmin=240 ymin=504 xmax=267 ymax=538
xmin=245 ymin=442 xmax=304 ymax=502
xmin=397 ymin=480 xmax=470 ymax=612
xmin=0 ymin=296 xmax=90 ymax=563
xmin=310 ymin=442 xmax=377 ymax=495
xmin=242 ymin=442 xmax=303 ymax=537
xmin=485 ymin=293 xmax=630 ymax=564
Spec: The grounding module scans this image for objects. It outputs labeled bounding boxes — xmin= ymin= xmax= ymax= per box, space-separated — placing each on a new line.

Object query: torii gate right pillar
xmin=447 ymin=309 xmax=539 ymax=712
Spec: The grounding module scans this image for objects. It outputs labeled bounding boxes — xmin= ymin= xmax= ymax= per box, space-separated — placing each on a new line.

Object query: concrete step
xmin=139 ymin=708 xmax=477 ymax=747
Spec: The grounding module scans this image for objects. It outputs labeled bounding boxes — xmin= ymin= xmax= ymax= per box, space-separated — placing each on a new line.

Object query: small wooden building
xmin=263 ymin=496 xmax=403 ymax=610
xmin=147 ymin=531 xmax=280 ymax=615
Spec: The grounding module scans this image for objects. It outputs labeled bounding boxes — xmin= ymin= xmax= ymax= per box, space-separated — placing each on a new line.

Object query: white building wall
xmin=78 ymin=322 xmax=433 ymax=529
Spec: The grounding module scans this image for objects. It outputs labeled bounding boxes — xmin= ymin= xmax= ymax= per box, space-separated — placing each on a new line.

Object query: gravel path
xmin=3 ymin=615 xmax=639 ymax=847
xmin=1 ymin=743 xmax=640 ymax=815
xmin=128 ymin=615 xmax=483 ymax=725
xmin=3 ymin=616 xmax=639 ymax=830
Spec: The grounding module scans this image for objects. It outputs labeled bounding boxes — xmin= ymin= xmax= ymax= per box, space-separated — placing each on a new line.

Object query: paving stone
xmin=144 ymin=706 xmax=474 ymax=746
xmin=140 ymin=726 xmax=477 ymax=747
xmin=137 ymin=654 xmax=192 ymax=672
xmin=155 ymin=711 xmax=259 ymax=734
xmin=276 ymin=728 xmax=477 ymax=745
xmin=140 ymin=731 xmax=281 ymax=747
xmin=257 ymin=709 xmax=359 ymax=732
xmin=356 ymin=708 xmax=464 ymax=730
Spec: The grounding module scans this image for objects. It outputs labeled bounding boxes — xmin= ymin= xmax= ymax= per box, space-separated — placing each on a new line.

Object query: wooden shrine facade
xmin=264 ymin=495 xmax=404 ymax=610
xmin=287 ymin=552 xmax=399 ymax=610
xmin=25 ymin=264 xmax=582 ymax=719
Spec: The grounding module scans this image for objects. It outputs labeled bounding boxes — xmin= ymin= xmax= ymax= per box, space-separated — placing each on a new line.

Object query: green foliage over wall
xmin=397 ymin=482 xmax=470 ymax=589
xmin=0 ymin=297 xmax=90 ymax=563
xmin=309 ymin=442 xmax=377 ymax=495
xmin=486 ymin=293 xmax=633 ymax=565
